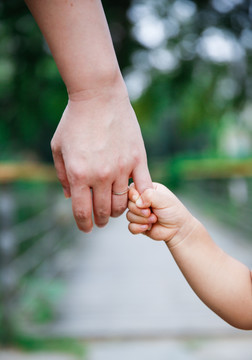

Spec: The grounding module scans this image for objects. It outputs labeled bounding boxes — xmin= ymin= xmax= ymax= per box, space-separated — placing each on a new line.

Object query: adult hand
xmin=51 ymin=85 xmax=152 ymax=232
xmin=25 ymin=0 xmax=152 ymax=232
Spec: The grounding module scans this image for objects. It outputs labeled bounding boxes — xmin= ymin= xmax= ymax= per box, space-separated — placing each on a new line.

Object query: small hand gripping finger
xmin=128 ymin=222 xmax=150 ymax=235
xmin=128 ymin=200 xmax=151 ymax=218
xmin=129 ymin=183 xmax=154 ymax=209
xmin=128 ymin=183 xmax=140 ymax=202
xmin=126 ymin=210 xmax=157 ymax=225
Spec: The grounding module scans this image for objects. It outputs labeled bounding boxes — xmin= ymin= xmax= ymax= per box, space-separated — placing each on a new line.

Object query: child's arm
xmin=127 ymin=183 xmax=252 ymax=330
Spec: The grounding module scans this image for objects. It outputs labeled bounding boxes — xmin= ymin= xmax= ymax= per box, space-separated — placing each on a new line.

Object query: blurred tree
xmin=1 ymin=0 xmax=252 ymax=162
xmin=128 ymin=0 xmax=252 ymax=159
xmin=0 ymin=0 xmax=132 ymax=162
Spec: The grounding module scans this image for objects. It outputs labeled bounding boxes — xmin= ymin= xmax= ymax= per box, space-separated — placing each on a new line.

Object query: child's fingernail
xmin=136 ymin=197 xmax=143 ymax=207
xmin=149 ymin=214 xmax=156 ymax=222
xmin=147 ymin=224 xmax=152 ymax=231
xmin=132 ymin=194 xmax=139 ymax=202
xmin=141 ymin=209 xmax=149 ymax=217
xmin=140 ymin=224 xmax=148 ymax=230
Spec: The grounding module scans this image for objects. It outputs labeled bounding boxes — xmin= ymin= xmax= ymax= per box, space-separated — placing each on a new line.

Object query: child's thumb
xmin=135 ymin=188 xmax=154 ymax=208
xmin=136 ymin=187 xmax=167 ymax=210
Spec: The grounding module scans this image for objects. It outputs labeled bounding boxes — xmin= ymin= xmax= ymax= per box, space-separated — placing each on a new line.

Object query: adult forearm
xmin=168 ymin=220 xmax=252 ymax=329
xmin=25 ymin=0 xmax=124 ymax=96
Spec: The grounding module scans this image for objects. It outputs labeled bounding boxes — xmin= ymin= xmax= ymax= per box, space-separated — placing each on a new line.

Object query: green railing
xmin=150 ymin=155 xmax=252 ymax=237
xmin=0 ymin=163 xmax=76 ymax=345
xmin=151 ymin=156 xmax=252 ymax=183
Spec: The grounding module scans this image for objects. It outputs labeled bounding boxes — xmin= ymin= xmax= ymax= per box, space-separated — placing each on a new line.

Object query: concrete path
xmin=2 ymin=195 xmax=252 ymax=359
xmin=85 ymin=337 xmax=252 ymax=360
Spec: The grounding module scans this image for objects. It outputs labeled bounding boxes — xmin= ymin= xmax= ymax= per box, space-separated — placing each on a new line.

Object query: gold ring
xmin=112 ymin=186 xmax=129 ymax=196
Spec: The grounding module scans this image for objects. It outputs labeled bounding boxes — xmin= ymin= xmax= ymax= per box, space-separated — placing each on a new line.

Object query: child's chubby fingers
xmin=128 ymin=222 xmax=149 ymax=235
xmin=126 ymin=210 xmax=157 ymax=225
xmin=128 ymin=200 xmax=151 ymax=218
xmin=128 ymin=183 xmax=140 ymax=203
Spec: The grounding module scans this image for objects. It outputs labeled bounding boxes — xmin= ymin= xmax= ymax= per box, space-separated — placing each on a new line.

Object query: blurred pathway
xmin=3 ymin=196 xmax=251 ymax=360
xmin=47 ymin=195 xmax=252 ymax=359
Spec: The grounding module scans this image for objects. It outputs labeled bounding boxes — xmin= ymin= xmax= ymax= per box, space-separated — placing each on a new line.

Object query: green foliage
xmin=19 ymin=278 xmax=65 ymax=324
xmin=12 ymin=335 xmax=85 ymax=359
xmin=130 ymin=0 xmax=252 ymax=162
xmin=0 ymin=0 xmax=132 ymax=162
xmin=1 ymin=0 xmax=252 ymax=162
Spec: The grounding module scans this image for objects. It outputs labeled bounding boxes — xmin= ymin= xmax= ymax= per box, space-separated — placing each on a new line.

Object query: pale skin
xmin=25 ymin=0 xmax=152 ymax=232
xmin=127 ymin=183 xmax=252 ymax=330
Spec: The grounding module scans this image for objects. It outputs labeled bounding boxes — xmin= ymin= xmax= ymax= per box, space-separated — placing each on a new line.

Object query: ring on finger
xmin=112 ymin=186 xmax=129 ymax=196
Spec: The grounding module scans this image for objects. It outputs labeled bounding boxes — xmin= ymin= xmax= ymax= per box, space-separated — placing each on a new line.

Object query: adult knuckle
xmin=117 ymin=157 xmax=128 ymax=174
xmin=96 ymin=167 xmax=111 ymax=182
xmin=113 ymin=203 xmax=127 ymax=217
xmin=119 ymin=203 xmax=127 ymax=212
xmin=57 ymin=172 xmax=67 ymax=185
xmin=131 ymin=149 xmax=141 ymax=165
xmin=74 ymin=208 xmax=90 ymax=222
xmin=68 ymin=164 xmax=87 ymax=183
xmin=96 ymin=208 xmax=110 ymax=221
xmin=50 ymin=138 xmax=59 ymax=154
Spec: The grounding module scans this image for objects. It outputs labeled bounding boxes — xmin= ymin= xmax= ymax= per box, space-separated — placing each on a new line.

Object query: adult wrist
xmin=67 ymin=68 xmax=128 ymax=102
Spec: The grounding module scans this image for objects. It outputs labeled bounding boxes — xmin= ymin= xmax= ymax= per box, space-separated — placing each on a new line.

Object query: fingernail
xmin=63 ymin=188 xmax=71 ymax=198
xmin=136 ymin=197 xmax=143 ymax=207
xmin=141 ymin=209 xmax=149 ymax=217
xmin=147 ymin=224 xmax=152 ymax=231
xmin=140 ymin=224 xmax=148 ymax=230
xmin=132 ymin=194 xmax=139 ymax=202
xmin=149 ymin=214 xmax=156 ymax=222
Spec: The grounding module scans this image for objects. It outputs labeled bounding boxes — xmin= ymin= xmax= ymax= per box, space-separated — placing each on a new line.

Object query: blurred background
xmin=1 ymin=0 xmax=252 ymax=359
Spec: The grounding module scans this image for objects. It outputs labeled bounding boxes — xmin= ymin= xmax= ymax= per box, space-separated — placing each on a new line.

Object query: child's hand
xmin=127 ymin=183 xmax=195 ymax=245
xmin=126 ymin=186 xmax=158 ymax=233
